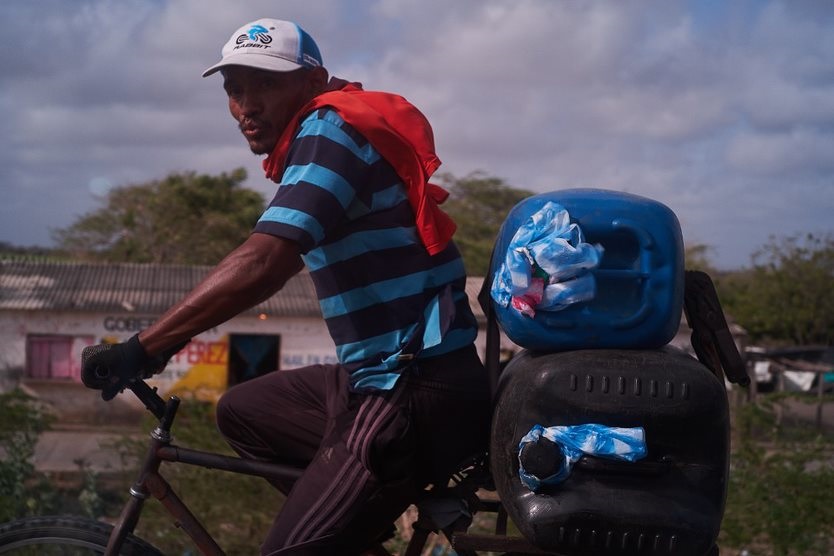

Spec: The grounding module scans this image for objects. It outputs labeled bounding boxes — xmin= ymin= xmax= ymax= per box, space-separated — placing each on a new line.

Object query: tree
xmin=53 ymin=169 xmax=265 ymax=265
xmin=0 ymin=242 xmax=59 ymax=259
xmin=438 ymin=172 xmax=534 ymax=276
xmin=719 ymin=233 xmax=834 ymax=346
xmin=684 ymin=243 xmax=718 ymax=275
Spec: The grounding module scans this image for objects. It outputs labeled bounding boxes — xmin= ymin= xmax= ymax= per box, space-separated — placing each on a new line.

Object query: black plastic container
xmin=490 ymin=348 xmax=729 ymax=555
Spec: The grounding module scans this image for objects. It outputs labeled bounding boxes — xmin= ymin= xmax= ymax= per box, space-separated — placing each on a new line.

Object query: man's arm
xmin=138 ymin=232 xmax=304 ymax=357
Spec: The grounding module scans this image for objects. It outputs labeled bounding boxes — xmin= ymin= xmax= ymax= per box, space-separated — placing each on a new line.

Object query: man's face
xmin=222 ymin=66 xmax=314 ymax=155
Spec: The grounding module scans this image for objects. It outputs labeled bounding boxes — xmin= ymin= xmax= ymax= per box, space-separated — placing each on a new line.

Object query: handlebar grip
xmin=81 ymin=337 xmax=143 ymax=400
xmin=81 ymin=337 xmax=189 ymax=401
xmin=81 ymin=343 xmax=117 ymax=389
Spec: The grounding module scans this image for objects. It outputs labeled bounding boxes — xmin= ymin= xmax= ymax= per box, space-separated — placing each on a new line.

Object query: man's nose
xmin=237 ymin=92 xmax=263 ymax=117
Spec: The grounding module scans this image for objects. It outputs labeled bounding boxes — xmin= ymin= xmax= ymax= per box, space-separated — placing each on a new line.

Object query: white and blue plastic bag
xmin=491 ymin=202 xmax=603 ymax=317
xmin=518 ymin=423 xmax=648 ymax=491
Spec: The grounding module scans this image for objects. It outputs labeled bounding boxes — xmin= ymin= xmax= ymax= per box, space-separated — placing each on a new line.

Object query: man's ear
xmin=307 ymin=66 xmax=329 ymax=94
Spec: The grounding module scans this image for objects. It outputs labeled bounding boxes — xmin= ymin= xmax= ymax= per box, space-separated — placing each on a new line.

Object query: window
xmin=26 ymin=335 xmax=93 ymax=382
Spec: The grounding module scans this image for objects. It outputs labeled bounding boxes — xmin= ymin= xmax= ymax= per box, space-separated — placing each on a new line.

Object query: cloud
xmin=726 ymin=128 xmax=834 ymax=176
xmin=0 ymin=0 xmax=832 ymax=270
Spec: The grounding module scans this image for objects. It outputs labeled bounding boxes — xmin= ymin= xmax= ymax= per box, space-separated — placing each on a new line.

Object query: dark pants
xmin=215 ymin=345 xmax=492 ymax=555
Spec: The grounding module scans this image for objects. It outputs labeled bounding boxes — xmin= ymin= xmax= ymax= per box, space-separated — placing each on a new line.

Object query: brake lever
xmin=100 ymin=374 xmax=134 ymax=401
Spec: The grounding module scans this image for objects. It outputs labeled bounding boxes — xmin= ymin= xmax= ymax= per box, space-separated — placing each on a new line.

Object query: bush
xmin=114 ymin=400 xmax=283 ymax=554
xmin=5 ymin=386 xmax=832 ymax=554
xmin=721 ymin=393 xmax=834 ymax=555
xmin=0 ymin=389 xmax=55 ymax=521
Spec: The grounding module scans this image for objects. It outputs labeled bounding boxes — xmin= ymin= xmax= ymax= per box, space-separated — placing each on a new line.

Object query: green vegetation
xmin=0 ymin=242 xmax=59 ymax=260
xmin=0 ymin=392 xmax=279 ymax=553
xmin=52 ymin=168 xmax=265 ymax=265
xmin=717 ymin=233 xmax=834 ymax=346
xmin=108 ymin=394 xmax=834 ymax=555
xmin=4 ymin=389 xmax=833 ymax=554
xmin=112 ymin=401 xmax=282 ymax=555
xmin=685 ymin=243 xmax=719 ymax=275
xmin=721 ymin=393 xmax=834 ymax=555
xmin=438 ymin=172 xmax=534 ymax=276
xmin=0 ymin=390 xmax=55 ymax=521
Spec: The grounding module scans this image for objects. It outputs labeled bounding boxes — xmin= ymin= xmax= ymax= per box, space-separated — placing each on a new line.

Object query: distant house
xmin=0 ymin=258 xmax=493 ymax=422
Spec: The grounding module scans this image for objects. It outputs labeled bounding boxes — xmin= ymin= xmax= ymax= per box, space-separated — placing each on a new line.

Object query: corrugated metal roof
xmin=0 ymin=258 xmax=321 ymax=317
xmin=0 ymin=258 xmax=489 ymax=322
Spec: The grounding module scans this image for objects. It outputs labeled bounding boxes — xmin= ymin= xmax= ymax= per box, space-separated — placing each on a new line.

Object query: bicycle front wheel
xmin=0 ymin=515 xmax=162 ymax=555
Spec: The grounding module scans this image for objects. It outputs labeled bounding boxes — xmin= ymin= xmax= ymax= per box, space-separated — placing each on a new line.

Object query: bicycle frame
xmin=104 ymin=380 xmax=305 ymax=556
xmin=102 ymin=379 xmax=556 ymax=556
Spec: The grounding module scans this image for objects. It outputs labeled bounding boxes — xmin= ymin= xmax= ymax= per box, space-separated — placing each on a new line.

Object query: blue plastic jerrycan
xmin=489 ymin=188 xmax=684 ymax=351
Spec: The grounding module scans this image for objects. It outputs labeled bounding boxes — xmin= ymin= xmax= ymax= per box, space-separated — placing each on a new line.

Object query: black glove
xmin=81 ymin=334 xmax=187 ymax=401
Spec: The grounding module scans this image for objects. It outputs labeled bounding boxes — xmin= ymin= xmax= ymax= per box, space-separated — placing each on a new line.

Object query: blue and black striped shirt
xmin=254 ymin=108 xmax=478 ymax=391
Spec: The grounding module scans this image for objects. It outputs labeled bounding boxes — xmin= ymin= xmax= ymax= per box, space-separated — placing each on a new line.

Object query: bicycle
xmin=0 ymin=268 xmax=740 ymax=555
xmin=0 ymin=372 xmax=552 ymax=556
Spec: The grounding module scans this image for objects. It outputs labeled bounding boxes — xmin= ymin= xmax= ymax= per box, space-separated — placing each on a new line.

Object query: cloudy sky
xmin=1 ymin=0 xmax=832 ymax=270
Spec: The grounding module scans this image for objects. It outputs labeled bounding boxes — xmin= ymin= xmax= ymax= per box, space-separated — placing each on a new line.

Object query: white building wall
xmin=0 ymin=307 xmax=502 ymax=419
xmin=0 ymin=309 xmax=335 ymax=399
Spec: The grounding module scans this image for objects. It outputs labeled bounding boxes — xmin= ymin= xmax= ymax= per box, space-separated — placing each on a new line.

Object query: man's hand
xmin=81 ymin=335 xmax=186 ymax=400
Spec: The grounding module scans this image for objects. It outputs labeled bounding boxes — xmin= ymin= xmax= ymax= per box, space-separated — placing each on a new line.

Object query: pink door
xmin=27 ymin=335 xmax=88 ymax=382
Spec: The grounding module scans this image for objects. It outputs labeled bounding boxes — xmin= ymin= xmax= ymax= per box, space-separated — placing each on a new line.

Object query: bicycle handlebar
xmin=81 ymin=338 xmax=156 ymax=401
xmin=81 ymin=338 xmax=188 ymax=419
xmin=127 ymin=379 xmax=171 ymax=422
xmin=80 ymin=345 xmax=170 ymax=421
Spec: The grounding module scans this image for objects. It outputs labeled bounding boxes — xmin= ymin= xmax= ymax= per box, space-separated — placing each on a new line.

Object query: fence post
xmin=816 ymin=367 xmax=824 ymax=431
xmin=775 ymin=364 xmax=785 ymax=426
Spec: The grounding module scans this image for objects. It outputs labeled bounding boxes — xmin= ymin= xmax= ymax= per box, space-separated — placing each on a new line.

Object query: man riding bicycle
xmin=82 ymin=18 xmax=492 ymax=555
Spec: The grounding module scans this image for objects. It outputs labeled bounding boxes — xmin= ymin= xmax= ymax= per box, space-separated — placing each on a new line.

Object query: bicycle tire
xmin=0 ymin=515 xmax=162 ymax=555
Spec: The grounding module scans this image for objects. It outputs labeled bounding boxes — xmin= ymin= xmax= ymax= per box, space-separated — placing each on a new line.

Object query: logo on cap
xmin=236 ymin=24 xmax=273 ymax=46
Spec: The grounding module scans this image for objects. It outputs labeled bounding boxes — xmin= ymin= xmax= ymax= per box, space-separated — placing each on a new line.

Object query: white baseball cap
xmin=202 ymin=18 xmax=323 ymax=77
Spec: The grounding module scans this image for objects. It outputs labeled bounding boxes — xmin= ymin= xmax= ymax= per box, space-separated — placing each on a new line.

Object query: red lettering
xmin=171 ymin=340 xmax=229 ymax=365
xmin=207 ymin=342 xmax=228 ymax=365
xmin=187 ymin=342 xmax=205 ymax=365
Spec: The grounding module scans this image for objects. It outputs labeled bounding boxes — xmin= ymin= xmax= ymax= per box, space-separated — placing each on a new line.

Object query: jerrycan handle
xmin=607 ymin=218 xmax=654 ymax=329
